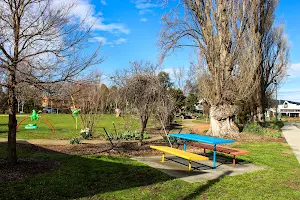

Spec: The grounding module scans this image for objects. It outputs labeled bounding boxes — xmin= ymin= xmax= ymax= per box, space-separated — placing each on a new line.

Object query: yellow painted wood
xmin=188 ymin=161 xmax=192 ymax=171
xmin=150 ymin=146 xmax=208 ymax=161
xmin=161 ymin=153 xmax=165 ymax=162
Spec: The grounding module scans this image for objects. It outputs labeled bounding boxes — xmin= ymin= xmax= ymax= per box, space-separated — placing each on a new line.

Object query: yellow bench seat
xmin=150 ymin=146 xmax=208 ymax=171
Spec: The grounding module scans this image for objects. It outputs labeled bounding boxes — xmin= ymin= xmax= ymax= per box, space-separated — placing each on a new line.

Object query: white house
xmin=278 ymin=100 xmax=300 ymax=118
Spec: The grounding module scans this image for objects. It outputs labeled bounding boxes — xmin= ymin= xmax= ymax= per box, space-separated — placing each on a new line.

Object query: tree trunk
xmin=209 ymin=105 xmax=239 ymax=137
xmin=138 ymin=114 xmax=148 ymax=146
xmin=249 ymin=101 xmax=258 ymax=123
xmin=257 ymin=106 xmax=264 ymax=122
xmin=7 ymin=70 xmax=18 ymax=165
xmin=256 ymin=81 xmax=265 ymax=122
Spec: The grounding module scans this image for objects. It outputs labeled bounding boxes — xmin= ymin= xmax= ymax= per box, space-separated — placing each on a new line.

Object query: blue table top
xmin=168 ymin=133 xmax=234 ymax=145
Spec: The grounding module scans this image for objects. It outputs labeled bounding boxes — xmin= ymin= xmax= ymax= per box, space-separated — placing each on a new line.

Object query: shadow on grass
xmin=0 ymin=142 xmax=239 ymax=200
xmin=0 ymin=142 xmax=173 ymax=199
xmin=203 ymin=152 xmax=252 ymax=166
xmin=182 ymin=170 xmax=233 ymax=200
xmin=166 ymin=156 xmax=212 ymax=170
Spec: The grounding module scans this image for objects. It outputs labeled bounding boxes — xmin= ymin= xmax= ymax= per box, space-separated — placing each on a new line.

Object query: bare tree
xmin=107 ymin=85 xmax=121 ymax=113
xmin=172 ymin=66 xmax=185 ymax=90
xmin=233 ymin=0 xmax=289 ymax=123
xmin=159 ymin=0 xmax=262 ymax=137
xmin=155 ymin=90 xmax=175 ymax=147
xmin=0 ymin=0 xmax=102 ymax=165
xmin=16 ymin=82 xmax=42 ymax=113
xmin=252 ymin=9 xmax=289 ymax=122
xmin=184 ymin=64 xmax=200 ymax=95
xmin=112 ymin=61 xmax=174 ymax=145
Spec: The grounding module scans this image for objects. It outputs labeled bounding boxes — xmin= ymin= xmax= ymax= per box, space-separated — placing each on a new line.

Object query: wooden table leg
xmin=213 ymin=144 xmax=217 ymax=168
xmin=233 ymin=155 xmax=236 ymax=165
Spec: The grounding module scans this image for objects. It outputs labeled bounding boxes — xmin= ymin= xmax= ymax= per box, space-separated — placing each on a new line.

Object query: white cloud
xmin=279 ymin=88 xmax=300 ymax=94
xmin=277 ymin=63 xmax=300 ymax=101
xmin=113 ymin=38 xmax=127 ymax=45
xmin=136 ymin=2 xmax=160 ymax=9
xmin=288 ymin=63 xmax=300 ymax=77
xmin=100 ymin=0 xmax=107 ymax=5
xmin=139 ymin=9 xmax=152 ymax=15
xmin=140 ymin=18 xmax=148 ymax=22
xmin=162 ymin=68 xmax=175 ymax=74
xmin=91 ymin=37 xmax=127 ymax=46
xmin=53 ymin=0 xmax=129 ymax=34
xmin=134 ymin=0 xmax=161 ymax=15
xmin=277 ymin=94 xmax=300 ymax=102
xmin=93 ymin=36 xmax=107 ymax=44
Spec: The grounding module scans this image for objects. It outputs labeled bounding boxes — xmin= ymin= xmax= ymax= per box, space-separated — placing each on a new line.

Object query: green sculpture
xmin=17 ymin=109 xmax=55 ymax=132
xmin=72 ymin=107 xmax=80 ymax=130
xmin=71 ymin=96 xmax=80 ymax=129
xmin=30 ymin=109 xmax=39 ymax=121
xmin=25 ymin=109 xmax=39 ymax=129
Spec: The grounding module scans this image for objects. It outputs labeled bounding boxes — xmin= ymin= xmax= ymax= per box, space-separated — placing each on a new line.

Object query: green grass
xmin=0 ymin=141 xmax=299 ymax=199
xmin=192 ymin=119 xmax=210 ymax=124
xmin=0 ymin=114 xmax=140 ymax=139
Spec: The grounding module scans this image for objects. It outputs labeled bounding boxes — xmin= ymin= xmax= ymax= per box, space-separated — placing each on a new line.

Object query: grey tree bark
xmin=7 ymin=69 xmax=18 ymax=165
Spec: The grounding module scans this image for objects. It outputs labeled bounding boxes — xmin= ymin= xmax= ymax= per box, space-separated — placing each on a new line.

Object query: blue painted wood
xmin=168 ymin=133 xmax=234 ymax=145
xmin=169 ymin=133 xmax=234 ymax=169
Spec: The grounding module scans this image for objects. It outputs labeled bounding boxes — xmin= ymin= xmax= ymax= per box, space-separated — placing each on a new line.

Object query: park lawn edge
xmin=0 ymin=141 xmax=299 ymax=199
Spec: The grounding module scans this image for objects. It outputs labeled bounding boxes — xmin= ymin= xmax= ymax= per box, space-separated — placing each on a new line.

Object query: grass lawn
xmin=0 ymin=141 xmax=299 ymax=199
xmin=0 ymin=114 xmax=140 ymax=140
xmin=192 ymin=119 xmax=209 ymax=124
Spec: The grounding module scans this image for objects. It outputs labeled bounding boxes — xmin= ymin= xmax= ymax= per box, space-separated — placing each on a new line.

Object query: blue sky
xmin=77 ymin=0 xmax=300 ymax=101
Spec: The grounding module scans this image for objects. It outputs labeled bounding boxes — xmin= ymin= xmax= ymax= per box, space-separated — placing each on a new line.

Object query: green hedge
xmin=243 ymin=122 xmax=282 ymax=138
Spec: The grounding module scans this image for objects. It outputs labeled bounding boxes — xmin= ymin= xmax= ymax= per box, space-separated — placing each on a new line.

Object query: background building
xmin=278 ymin=100 xmax=300 ymax=118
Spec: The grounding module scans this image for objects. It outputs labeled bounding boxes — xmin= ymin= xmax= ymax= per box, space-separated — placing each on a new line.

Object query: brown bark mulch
xmin=0 ymin=132 xmax=286 ymax=183
xmin=38 ymin=141 xmax=168 ymax=157
xmin=0 ymin=158 xmax=60 ymax=183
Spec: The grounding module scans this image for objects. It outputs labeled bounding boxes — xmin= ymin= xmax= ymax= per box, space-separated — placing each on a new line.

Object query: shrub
xmin=269 ymin=120 xmax=284 ymax=129
xmin=107 ymin=130 xmax=151 ymax=141
xmin=163 ymin=136 xmax=183 ymax=145
xmin=266 ymin=131 xmax=281 ymax=138
xmin=258 ymin=120 xmax=284 ymax=131
xmin=80 ymin=128 xmax=92 ymax=140
xmin=243 ymin=122 xmax=266 ymax=135
xmin=70 ymin=137 xmax=82 ymax=144
xmin=243 ymin=122 xmax=282 ymax=138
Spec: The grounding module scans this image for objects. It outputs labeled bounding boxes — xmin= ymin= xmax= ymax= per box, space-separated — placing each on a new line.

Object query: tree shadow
xmin=166 ymin=156 xmax=212 ymax=170
xmin=0 ymin=142 xmax=176 ymax=199
xmin=0 ymin=142 xmax=244 ymax=199
xmin=203 ymin=152 xmax=252 ymax=166
xmin=182 ymin=170 xmax=233 ymax=200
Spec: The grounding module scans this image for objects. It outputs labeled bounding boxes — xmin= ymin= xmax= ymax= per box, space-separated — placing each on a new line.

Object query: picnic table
xmin=168 ymin=133 xmax=234 ymax=168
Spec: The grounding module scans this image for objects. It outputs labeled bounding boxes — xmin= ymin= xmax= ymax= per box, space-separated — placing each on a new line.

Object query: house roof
xmin=278 ymin=100 xmax=300 ymax=106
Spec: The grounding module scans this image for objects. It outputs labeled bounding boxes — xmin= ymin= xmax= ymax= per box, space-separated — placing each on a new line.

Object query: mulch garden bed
xmin=0 ymin=132 xmax=286 ymax=183
xmin=0 ymin=157 xmax=60 ymax=183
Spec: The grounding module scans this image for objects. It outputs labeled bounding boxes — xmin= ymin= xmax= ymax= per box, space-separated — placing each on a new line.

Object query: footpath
xmin=282 ymin=123 xmax=300 ymax=164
